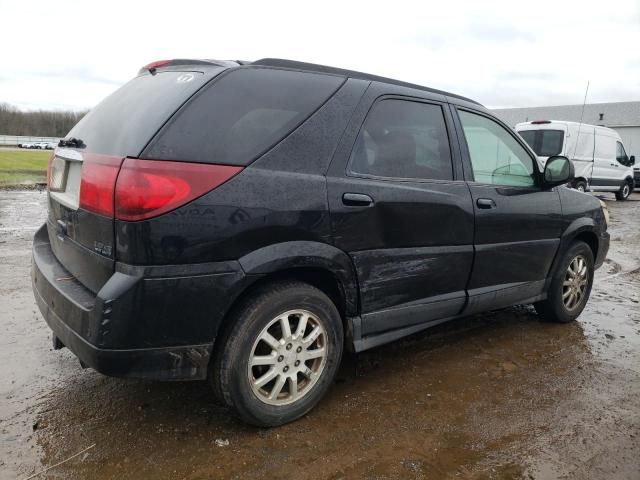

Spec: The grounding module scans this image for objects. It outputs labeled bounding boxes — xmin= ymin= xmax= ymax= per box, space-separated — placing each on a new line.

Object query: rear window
xmin=66 ymin=69 xmax=222 ymax=157
xmin=518 ymin=129 xmax=564 ymax=157
xmin=142 ymin=67 xmax=345 ymax=166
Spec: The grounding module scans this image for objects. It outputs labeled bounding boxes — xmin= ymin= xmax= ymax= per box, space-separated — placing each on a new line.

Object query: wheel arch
xmin=545 ymin=220 xmax=600 ymax=291
xmin=210 ymin=241 xmax=360 ymax=364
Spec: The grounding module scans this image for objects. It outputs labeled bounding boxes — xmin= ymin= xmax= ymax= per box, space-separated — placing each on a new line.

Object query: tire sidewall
xmin=617 ymin=180 xmax=632 ymax=200
xmin=223 ymin=284 xmax=343 ymax=426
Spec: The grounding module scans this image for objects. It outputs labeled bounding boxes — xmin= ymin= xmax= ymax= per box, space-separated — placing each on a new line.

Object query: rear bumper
xmin=32 ymin=224 xmax=249 ymax=380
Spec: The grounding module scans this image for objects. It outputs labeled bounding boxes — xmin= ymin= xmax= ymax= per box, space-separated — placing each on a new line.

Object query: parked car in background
xmin=32 ymin=58 xmax=610 ymax=427
xmin=19 ymin=142 xmax=35 ymax=149
xmin=516 ymin=121 xmax=635 ymax=200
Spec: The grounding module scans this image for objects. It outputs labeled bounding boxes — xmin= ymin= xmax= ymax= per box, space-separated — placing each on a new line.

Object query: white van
xmin=516 ymin=121 xmax=635 ymax=200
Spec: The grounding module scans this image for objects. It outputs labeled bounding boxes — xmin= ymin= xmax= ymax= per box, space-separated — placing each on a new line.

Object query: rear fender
xmin=238 ymin=241 xmax=359 ymax=316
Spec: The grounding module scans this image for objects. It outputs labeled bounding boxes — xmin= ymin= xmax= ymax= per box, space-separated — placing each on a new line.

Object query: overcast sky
xmin=1 ymin=0 xmax=639 ymax=111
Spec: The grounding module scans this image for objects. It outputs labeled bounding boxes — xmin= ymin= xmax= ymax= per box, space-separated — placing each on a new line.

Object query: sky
xmin=1 ymin=0 xmax=639 ymax=111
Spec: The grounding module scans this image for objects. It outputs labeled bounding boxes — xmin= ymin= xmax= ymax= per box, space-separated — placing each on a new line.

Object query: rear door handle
xmin=476 ymin=198 xmax=496 ymax=209
xmin=342 ymin=193 xmax=374 ymax=207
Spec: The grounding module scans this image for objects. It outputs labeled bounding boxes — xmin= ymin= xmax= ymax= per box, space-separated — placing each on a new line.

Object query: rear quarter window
xmin=143 ymin=68 xmax=345 ymax=166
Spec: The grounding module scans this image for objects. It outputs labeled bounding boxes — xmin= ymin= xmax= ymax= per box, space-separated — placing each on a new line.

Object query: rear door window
xmin=143 ymin=68 xmax=345 ymax=165
xmin=348 ymin=99 xmax=453 ymax=180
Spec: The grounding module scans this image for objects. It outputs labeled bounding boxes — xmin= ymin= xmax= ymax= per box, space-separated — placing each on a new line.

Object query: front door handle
xmin=476 ymin=198 xmax=496 ymax=209
xmin=342 ymin=193 xmax=374 ymax=207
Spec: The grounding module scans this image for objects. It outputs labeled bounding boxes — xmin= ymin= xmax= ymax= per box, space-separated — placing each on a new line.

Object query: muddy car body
xmin=32 ymin=58 xmax=609 ymax=426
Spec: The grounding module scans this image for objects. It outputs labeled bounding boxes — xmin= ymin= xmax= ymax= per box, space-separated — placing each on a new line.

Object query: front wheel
xmin=211 ymin=280 xmax=343 ymax=427
xmin=615 ymin=180 xmax=632 ymax=201
xmin=535 ymin=241 xmax=594 ymax=323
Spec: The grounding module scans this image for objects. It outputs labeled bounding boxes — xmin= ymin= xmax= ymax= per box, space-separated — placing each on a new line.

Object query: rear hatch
xmin=46 ymin=63 xmax=225 ymax=293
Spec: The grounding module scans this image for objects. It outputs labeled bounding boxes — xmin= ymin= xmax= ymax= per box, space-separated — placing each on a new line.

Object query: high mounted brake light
xmin=140 ymin=59 xmax=172 ymax=75
xmin=531 ymin=120 xmax=551 ymax=124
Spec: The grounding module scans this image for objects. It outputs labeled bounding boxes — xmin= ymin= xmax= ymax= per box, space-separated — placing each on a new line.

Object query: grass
xmin=0 ymin=148 xmax=50 ymax=186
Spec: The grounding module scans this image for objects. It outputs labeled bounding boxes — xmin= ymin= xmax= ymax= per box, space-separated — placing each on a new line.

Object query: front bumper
xmin=31 ymin=224 xmax=248 ymax=380
xmin=633 ymin=170 xmax=640 ymax=188
xmin=595 ymin=230 xmax=610 ymax=270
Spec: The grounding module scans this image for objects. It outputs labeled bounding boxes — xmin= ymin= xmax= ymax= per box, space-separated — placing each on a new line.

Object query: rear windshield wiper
xmin=58 ymin=137 xmax=85 ymax=148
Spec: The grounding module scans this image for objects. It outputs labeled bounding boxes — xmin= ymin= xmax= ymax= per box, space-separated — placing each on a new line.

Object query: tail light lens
xmin=114 ymin=159 xmax=242 ymax=221
xmin=79 ymin=154 xmax=124 ymax=217
xmin=46 ymin=151 xmax=55 ymax=189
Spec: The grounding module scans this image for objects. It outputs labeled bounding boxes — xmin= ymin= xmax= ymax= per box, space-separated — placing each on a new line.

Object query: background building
xmin=492 ymin=101 xmax=640 ymax=157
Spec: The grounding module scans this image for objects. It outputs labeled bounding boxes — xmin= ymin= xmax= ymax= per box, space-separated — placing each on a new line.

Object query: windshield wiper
xmin=58 ymin=137 xmax=85 ymax=148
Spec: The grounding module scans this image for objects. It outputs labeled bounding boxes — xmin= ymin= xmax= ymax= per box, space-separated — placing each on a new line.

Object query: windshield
xmin=518 ymin=129 xmax=564 ymax=157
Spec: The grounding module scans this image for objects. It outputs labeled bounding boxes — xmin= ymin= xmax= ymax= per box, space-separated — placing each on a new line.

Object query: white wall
xmin=613 ymin=126 xmax=640 ymax=159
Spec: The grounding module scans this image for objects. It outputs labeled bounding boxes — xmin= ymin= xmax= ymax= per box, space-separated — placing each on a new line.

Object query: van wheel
xmin=535 ymin=241 xmax=594 ymax=323
xmin=615 ymin=180 xmax=632 ymax=201
xmin=210 ymin=280 xmax=343 ymax=427
xmin=573 ymin=180 xmax=587 ymax=192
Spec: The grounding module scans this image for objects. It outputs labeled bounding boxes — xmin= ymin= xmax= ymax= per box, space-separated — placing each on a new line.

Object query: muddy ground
xmin=1 ymin=190 xmax=638 ymax=480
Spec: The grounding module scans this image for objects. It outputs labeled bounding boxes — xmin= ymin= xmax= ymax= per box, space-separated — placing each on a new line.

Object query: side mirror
xmin=630 ymin=155 xmax=635 ymax=166
xmin=543 ymin=155 xmax=574 ymax=188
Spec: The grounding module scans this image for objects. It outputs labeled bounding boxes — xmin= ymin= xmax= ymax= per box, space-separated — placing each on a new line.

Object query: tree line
xmin=0 ymin=103 xmax=87 ymax=137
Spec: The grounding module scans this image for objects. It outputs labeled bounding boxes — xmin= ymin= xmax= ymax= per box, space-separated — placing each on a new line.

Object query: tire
xmin=615 ymin=180 xmax=632 ymax=201
xmin=535 ymin=241 xmax=594 ymax=323
xmin=573 ymin=179 xmax=587 ymax=192
xmin=210 ymin=280 xmax=343 ymax=427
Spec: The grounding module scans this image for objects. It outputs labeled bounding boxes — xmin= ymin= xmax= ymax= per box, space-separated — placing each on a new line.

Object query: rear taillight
xmin=79 ymin=154 xmax=124 ymax=217
xmin=114 ymin=159 xmax=242 ymax=221
xmin=46 ymin=151 xmax=55 ymax=189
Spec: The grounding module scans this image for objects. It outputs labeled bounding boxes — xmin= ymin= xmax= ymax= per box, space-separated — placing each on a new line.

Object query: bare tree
xmin=0 ymin=103 xmax=87 ymax=137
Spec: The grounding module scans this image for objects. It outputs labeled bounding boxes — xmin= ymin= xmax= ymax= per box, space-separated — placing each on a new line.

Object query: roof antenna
xmin=573 ymin=80 xmax=590 ymax=161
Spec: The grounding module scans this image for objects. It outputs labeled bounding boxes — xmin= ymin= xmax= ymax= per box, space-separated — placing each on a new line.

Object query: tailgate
xmin=46 ymin=66 xmax=224 ymax=293
xmin=47 ymin=148 xmax=123 ymax=293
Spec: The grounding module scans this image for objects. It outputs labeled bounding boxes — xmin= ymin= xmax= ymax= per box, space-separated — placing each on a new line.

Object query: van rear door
xmin=46 ymin=65 xmax=224 ymax=292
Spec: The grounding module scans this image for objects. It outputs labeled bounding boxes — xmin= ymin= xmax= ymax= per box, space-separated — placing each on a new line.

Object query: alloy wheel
xmin=248 ymin=309 xmax=328 ymax=406
xmin=563 ymin=255 xmax=589 ymax=311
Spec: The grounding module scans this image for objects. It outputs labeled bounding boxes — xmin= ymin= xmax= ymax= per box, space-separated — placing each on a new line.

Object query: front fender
xmin=544 ymin=217 xmax=602 ymax=291
xmin=238 ymin=241 xmax=359 ymax=316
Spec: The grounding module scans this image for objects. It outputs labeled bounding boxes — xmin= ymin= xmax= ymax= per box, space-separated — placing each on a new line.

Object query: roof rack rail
xmin=252 ymin=58 xmax=482 ymax=106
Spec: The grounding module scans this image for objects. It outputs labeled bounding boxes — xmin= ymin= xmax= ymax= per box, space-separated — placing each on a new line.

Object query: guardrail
xmin=0 ymin=135 xmax=62 ymax=146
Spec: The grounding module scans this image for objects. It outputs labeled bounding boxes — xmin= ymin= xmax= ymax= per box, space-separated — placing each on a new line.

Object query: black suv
xmin=32 ymin=58 xmax=609 ymax=426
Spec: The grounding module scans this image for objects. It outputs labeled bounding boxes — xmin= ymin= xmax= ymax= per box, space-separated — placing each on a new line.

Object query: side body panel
xmin=592 ymin=127 xmax=634 ymax=190
xmin=327 ymin=84 xmax=475 ymax=337
xmin=115 ymin=79 xmax=369 ymax=265
xmin=451 ymin=103 xmax=564 ymax=314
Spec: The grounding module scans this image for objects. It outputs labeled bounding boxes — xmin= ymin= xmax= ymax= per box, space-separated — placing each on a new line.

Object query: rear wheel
xmin=211 ymin=280 xmax=343 ymax=427
xmin=615 ymin=180 xmax=632 ymax=201
xmin=535 ymin=241 xmax=594 ymax=323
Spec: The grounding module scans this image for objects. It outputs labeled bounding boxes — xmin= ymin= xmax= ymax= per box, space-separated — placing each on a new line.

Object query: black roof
xmin=252 ymin=58 xmax=482 ymax=106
